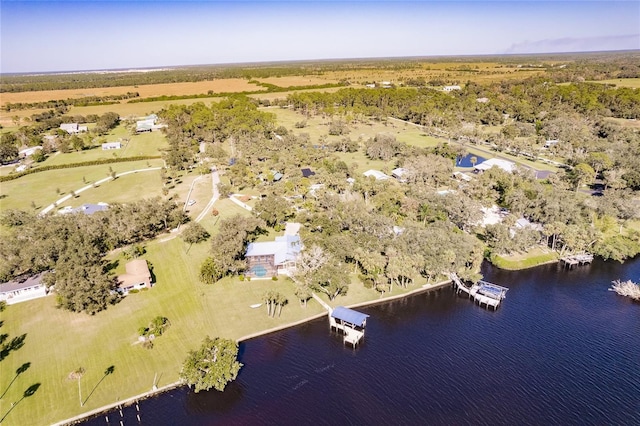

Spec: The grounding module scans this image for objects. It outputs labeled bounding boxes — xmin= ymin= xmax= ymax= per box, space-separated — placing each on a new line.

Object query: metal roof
xmin=331 ymin=306 xmax=369 ymax=327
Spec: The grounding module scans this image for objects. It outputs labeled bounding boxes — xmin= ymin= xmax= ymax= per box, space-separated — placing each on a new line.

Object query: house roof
xmin=118 ymin=259 xmax=151 ymax=289
xmin=102 ymin=142 xmax=121 ymax=148
xmin=331 ymin=306 xmax=369 ymax=327
xmin=246 ymin=235 xmax=302 ymax=265
xmin=74 ymin=203 xmax=109 ymax=215
xmin=391 ymin=167 xmax=406 ymax=177
xmin=136 ymin=122 xmax=153 ymax=131
xmin=363 ymin=169 xmax=390 ymax=180
xmin=474 ymin=158 xmax=516 ymax=173
xmin=301 ymin=168 xmax=316 ymax=178
xmin=1 ymin=272 xmax=46 ymax=294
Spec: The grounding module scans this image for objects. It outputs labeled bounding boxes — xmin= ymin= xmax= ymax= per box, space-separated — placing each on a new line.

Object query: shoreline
xmin=54 ymin=279 xmax=452 ymax=426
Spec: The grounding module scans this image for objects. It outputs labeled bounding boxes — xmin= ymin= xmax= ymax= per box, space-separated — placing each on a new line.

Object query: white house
xmin=60 ymin=123 xmax=88 ymax=134
xmin=19 ymin=146 xmax=43 ymax=157
xmin=443 ymin=85 xmax=462 ymax=92
xmin=391 ymin=168 xmax=407 ymax=182
xmin=0 ymin=272 xmax=49 ymax=305
xmin=102 ymin=142 xmax=121 ymax=150
xmin=363 ymin=169 xmax=391 ymax=181
xmin=474 ymin=158 xmax=516 ymax=174
xmin=544 ymin=139 xmax=559 ymax=148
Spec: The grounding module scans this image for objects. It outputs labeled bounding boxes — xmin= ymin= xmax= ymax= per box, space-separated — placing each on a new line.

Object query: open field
xmin=0 ymin=79 xmax=264 ymax=107
xmin=591 ymin=78 xmax=640 ymax=88
xmin=0 ymin=159 xmax=164 ymax=211
xmin=248 ymin=86 xmax=344 ymax=102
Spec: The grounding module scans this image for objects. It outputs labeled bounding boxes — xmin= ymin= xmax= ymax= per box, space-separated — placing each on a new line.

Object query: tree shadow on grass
xmin=104 ymin=260 xmax=120 ymax=274
xmin=0 ymin=362 xmax=30 ymax=399
xmin=83 ymin=366 xmax=115 ymax=406
xmin=0 ymin=383 xmax=41 ymax=423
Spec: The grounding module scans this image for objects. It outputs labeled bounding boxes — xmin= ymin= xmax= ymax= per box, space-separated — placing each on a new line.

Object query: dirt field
xmin=0 ymin=78 xmax=265 ymax=106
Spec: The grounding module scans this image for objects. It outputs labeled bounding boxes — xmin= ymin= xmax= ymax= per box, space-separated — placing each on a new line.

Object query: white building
xmin=443 ymin=85 xmax=462 ymax=92
xmin=60 ymin=123 xmax=88 ymax=134
xmin=363 ymin=169 xmax=391 ymax=181
xmin=19 ymin=146 xmax=43 ymax=157
xmin=474 ymin=158 xmax=516 ymax=174
xmin=102 ymin=142 xmax=121 ymax=150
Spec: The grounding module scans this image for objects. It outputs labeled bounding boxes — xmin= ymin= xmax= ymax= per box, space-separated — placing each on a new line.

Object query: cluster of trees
xmin=180 ymin=337 xmax=242 ymax=393
xmin=0 ymin=198 xmax=185 ymax=314
xmin=159 ymin=96 xmax=276 ymax=169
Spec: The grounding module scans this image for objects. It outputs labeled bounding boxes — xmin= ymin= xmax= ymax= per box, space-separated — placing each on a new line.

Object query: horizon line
xmin=2 ymin=49 xmax=639 ymax=77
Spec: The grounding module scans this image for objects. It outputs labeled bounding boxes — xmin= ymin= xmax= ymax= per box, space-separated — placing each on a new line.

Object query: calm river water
xmin=84 ymin=258 xmax=640 ymax=426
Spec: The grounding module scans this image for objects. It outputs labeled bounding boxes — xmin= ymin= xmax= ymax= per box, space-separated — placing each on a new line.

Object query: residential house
xmin=474 ymin=158 xmax=516 ymax=174
xmin=60 ymin=123 xmax=88 ymax=134
xmin=117 ymin=259 xmax=152 ymax=294
xmin=102 ymin=142 xmax=121 ymax=150
xmin=0 ymin=272 xmax=49 ymax=305
xmin=443 ymin=85 xmax=462 ymax=92
xmin=391 ymin=167 xmax=407 ymax=182
xmin=73 ymin=203 xmax=109 ymax=215
xmin=245 ymin=235 xmax=302 ymax=278
xmin=19 ymin=146 xmax=43 ymax=158
xmin=363 ymin=169 xmax=390 ymax=180
xmin=544 ymin=139 xmax=559 ymax=148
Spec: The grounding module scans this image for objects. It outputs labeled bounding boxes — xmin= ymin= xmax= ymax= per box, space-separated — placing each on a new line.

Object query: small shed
xmin=102 ymin=142 xmax=121 ymax=150
xmin=330 ymin=306 xmax=369 ymax=347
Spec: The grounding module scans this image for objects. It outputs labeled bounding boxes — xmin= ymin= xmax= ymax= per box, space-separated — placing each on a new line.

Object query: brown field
xmin=0 ymin=78 xmax=264 ymax=107
xmin=248 ymin=86 xmax=344 ymax=102
xmin=256 ymin=76 xmax=340 ymax=87
xmin=322 ymin=62 xmax=546 ymax=85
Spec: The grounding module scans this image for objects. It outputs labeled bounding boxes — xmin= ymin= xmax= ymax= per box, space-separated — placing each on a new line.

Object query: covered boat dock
xmin=330 ymin=306 xmax=369 ymax=348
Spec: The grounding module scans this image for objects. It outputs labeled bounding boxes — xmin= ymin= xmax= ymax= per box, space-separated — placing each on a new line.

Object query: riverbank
xmin=489 ymin=249 xmax=559 ymax=270
xmin=55 ymin=279 xmax=453 ymax=426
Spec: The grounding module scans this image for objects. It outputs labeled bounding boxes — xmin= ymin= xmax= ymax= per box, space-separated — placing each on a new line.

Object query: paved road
xmin=195 ymin=168 xmax=220 ymax=223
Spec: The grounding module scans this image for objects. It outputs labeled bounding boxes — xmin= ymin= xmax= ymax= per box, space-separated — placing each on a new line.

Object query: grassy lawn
xmin=490 ymin=246 xmax=559 ymax=270
xmin=591 ymin=78 xmax=640 ymax=88
xmin=0 ymin=159 xmax=164 ymax=211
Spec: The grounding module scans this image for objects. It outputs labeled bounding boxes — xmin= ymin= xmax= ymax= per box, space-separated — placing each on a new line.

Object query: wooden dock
xmin=559 ymin=253 xmax=594 ymax=268
xmin=450 ymin=273 xmax=508 ymax=310
xmin=329 ymin=306 xmax=369 ymax=348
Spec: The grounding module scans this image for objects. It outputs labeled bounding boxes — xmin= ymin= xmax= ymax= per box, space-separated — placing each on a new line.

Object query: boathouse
xmin=330 ymin=306 xmax=369 ymax=347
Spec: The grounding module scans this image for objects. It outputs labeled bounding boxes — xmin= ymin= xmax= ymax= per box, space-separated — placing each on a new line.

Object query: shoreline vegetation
xmin=51 ymin=279 xmax=453 ymax=426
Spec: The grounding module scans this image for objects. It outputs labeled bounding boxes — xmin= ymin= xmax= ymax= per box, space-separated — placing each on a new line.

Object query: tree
xmin=69 ymin=367 xmax=86 ymax=406
xmin=253 ymin=196 xmax=292 ymax=228
xmin=569 ymin=163 xmax=596 ymax=191
xmin=0 ymin=132 xmax=19 ymax=164
xmin=181 ymin=222 xmax=210 ymax=252
xmin=199 ymin=257 xmax=223 ymax=284
xmin=180 ymin=336 xmax=242 ymax=392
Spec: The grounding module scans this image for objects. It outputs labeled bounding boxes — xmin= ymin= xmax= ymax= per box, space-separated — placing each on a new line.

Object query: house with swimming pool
xmin=245 ymin=235 xmax=302 ymax=278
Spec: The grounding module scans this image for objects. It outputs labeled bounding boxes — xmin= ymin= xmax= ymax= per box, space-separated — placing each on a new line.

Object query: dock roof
xmin=331 ymin=306 xmax=369 ymax=327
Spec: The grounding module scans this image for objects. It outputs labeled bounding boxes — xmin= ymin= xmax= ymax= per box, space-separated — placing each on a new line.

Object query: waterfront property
xmin=329 ymin=306 xmax=369 ymax=347
xmin=0 ymin=272 xmax=49 ymax=305
xmin=117 ymin=259 xmax=152 ymax=294
xmin=245 ymin=235 xmax=302 ymax=278
xmin=451 ymin=273 xmax=508 ymax=310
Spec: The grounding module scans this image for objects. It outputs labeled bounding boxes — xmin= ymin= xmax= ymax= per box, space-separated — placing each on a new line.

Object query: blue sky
xmin=1 ymin=1 xmax=638 ymax=73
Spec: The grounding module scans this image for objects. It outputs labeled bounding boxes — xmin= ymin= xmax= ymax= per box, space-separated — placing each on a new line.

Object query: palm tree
xmin=470 ymin=156 xmax=478 ymax=167
xmin=69 ymin=367 xmax=85 ymax=406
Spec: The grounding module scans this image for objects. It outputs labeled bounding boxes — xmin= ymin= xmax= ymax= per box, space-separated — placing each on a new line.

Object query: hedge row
xmin=0 ymin=155 xmax=162 ymax=182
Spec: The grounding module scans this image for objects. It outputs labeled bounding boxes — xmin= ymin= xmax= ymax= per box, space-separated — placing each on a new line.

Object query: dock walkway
xmin=559 ymin=253 xmax=594 ymax=268
xmin=450 ymin=273 xmax=508 ymax=310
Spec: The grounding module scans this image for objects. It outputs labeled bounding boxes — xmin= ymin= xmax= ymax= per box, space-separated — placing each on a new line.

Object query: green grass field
xmin=0 ymin=159 xmax=164 ymax=211
xmin=592 ymin=78 xmax=640 ymax=88
xmin=490 ymin=247 xmax=559 ymax=270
